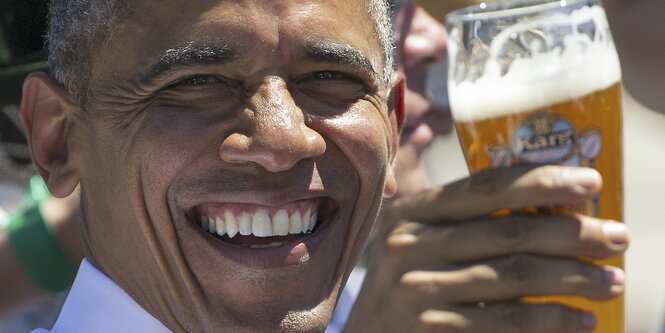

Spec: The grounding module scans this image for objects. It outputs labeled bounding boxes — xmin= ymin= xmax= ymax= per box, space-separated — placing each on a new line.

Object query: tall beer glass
xmin=446 ymin=0 xmax=623 ymax=332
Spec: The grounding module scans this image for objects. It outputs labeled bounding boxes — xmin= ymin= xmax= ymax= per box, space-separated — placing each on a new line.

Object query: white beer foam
xmin=449 ymin=5 xmax=622 ymax=122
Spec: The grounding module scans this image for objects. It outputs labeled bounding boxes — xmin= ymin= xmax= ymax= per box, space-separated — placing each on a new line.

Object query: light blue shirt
xmin=31 ymin=259 xmax=170 ymax=333
xmin=325 ymin=267 xmax=366 ymax=333
xmin=31 ymin=259 xmax=363 ymax=332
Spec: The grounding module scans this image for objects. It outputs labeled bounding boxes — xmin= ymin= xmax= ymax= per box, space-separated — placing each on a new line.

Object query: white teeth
xmin=200 ymin=216 xmax=209 ymax=231
xmin=225 ymin=212 xmax=238 ymax=238
xmin=272 ymin=209 xmax=290 ymax=236
xmin=238 ymin=212 xmax=252 ymax=236
xmin=302 ymin=208 xmax=311 ymax=232
xmin=289 ymin=211 xmax=302 ymax=234
xmin=308 ymin=210 xmax=317 ymax=232
xmin=252 ymin=210 xmax=272 ymax=237
xmin=215 ymin=217 xmax=225 ymax=236
xmin=209 ymin=216 xmax=217 ymax=233
xmin=200 ymin=205 xmax=319 ymax=238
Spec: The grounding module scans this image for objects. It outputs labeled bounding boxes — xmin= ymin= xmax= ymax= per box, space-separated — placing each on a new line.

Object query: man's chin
xmin=169 ymin=198 xmax=353 ymax=330
xmin=193 ymin=293 xmax=335 ymax=332
xmin=183 ymin=248 xmax=343 ymax=332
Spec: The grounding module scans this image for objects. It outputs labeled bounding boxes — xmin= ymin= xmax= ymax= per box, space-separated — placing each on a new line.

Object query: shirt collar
xmin=48 ymin=258 xmax=171 ymax=333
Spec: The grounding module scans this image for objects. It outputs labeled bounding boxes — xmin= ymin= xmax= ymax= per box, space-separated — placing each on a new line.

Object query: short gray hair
xmin=47 ymin=0 xmax=394 ymax=107
xmin=47 ymin=0 xmax=132 ymax=107
xmin=368 ymin=0 xmax=395 ymax=85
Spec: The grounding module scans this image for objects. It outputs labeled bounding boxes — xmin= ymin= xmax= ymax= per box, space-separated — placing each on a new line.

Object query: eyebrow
xmin=138 ymin=41 xmax=379 ymax=85
xmin=140 ymin=42 xmax=236 ymax=85
xmin=302 ymin=42 xmax=379 ymax=81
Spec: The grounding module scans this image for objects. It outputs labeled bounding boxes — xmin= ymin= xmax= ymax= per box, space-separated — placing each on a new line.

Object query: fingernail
xmin=604 ymin=267 xmax=626 ymax=295
xmin=604 ymin=266 xmax=625 ymax=286
xmin=602 ymin=222 xmax=628 ymax=245
xmin=580 ymin=312 xmax=596 ymax=329
xmin=570 ymin=168 xmax=601 ymax=190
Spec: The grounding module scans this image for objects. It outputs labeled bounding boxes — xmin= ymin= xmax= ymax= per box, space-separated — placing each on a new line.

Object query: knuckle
xmin=399 ymin=272 xmax=440 ymax=297
xmin=577 ymin=263 xmax=615 ymax=300
xmin=561 ymin=213 xmax=584 ymax=233
xmin=499 ymin=303 xmax=534 ymax=331
xmin=419 ymin=310 xmax=466 ymax=333
xmin=386 ymin=233 xmax=417 ymax=254
xmin=586 ymin=241 xmax=614 ymax=259
xmin=497 ymin=303 xmax=588 ymax=333
xmin=542 ymin=304 xmax=588 ymax=332
xmin=563 ymin=215 xmax=601 ymax=254
xmin=568 ymin=216 xmax=620 ymax=259
xmin=501 ymin=254 xmax=540 ymax=287
xmin=577 ymin=261 xmax=600 ymax=283
xmin=397 ymin=275 xmax=422 ymax=305
xmin=468 ymin=168 xmax=505 ymax=196
xmin=491 ymin=216 xmax=531 ymax=250
xmin=531 ymin=165 xmax=561 ymax=192
xmin=384 ymin=233 xmax=418 ymax=269
xmin=399 ymin=271 xmax=422 ymax=289
xmin=575 ymin=216 xmax=615 ymax=258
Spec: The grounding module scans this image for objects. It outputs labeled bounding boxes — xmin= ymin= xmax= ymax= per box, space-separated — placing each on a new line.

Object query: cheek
xmin=316 ymin=105 xmax=392 ymax=191
xmin=82 ymin=110 xmax=219 ymax=232
xmin=136 ymin=109 xmax=225 ymax=185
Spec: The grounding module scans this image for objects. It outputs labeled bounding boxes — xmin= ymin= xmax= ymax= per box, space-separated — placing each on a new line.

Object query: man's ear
xmin=20 ymin=72 xmax=81 ymax=198
xmin=383 ymin=73 xmax=406 ymax=198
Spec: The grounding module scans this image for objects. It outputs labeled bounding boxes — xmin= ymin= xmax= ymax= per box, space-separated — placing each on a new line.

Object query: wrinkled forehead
xmin=88 ymin=0 xmax=384 ymax=89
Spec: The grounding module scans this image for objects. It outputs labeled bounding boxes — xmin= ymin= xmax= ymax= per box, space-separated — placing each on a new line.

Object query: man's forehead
xmin=131 ymin=0 xmax=372 ymax=22
xmin=90 ymin=0 xmax=385 ymax=90
xmin=117 ymin=0 xmax=377 ymax=56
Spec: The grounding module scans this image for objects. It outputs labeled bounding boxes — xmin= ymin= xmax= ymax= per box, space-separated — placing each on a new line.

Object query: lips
xmin=188 ymin=197 xmax=337 ymax=248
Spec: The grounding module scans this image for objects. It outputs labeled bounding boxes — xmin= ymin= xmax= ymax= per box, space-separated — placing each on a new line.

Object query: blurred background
xmin=0 ymin=1 xmax=67 ymax=332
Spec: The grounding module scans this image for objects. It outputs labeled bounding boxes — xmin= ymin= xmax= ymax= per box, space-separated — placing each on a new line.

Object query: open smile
xmin=187 ymin=197 xmax=339 ymax=249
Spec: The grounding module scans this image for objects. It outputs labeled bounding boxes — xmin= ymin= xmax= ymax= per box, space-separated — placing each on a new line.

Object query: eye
xmin=296 ymin=71 xmax=366 ymax=105
xmin=310 ymin=71 xmax=348 ymax=80
xmin=157 ymin=74 xmax=243 ymax=107
xmin=177 ymin=75 xmax=225 ymax=86
xmin=166 ymin=75 xmax=242 ymax=91
xmin=163 ymin=74 xmax=242 ymax=97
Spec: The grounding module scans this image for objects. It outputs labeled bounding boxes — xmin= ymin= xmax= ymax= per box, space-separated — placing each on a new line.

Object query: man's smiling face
xmin=69 ymin=0 xmax=398 ymax=331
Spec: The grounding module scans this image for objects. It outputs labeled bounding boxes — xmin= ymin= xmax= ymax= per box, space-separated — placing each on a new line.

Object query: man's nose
xmin=219 ymin=77 xmax=326 ymax=172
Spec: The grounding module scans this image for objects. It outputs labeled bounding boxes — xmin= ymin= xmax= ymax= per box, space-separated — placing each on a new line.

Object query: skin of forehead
xmin=86 ymin=0 xmax=385 ymax=101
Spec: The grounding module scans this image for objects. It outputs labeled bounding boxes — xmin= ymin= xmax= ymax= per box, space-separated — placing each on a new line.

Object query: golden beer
xmin=455 ymin=83 xmax=623 ymax=332
xmin=447 ymin=1 xmax=624 ymax=332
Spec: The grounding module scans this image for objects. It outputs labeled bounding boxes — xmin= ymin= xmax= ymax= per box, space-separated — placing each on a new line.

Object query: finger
xmin=419 ymin=303 xmax=596 ymax=333
xmin=392 ymin=165 xmax=602 ymax=223
xmin=387 ymin=214 xmax=628 ymax=265
xmin=399 ymin=254 xmax=624 ymax=305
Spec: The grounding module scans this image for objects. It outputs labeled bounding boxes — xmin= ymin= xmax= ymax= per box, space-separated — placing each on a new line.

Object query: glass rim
xmin=446 ymin=0 xmax=597 ymax=23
